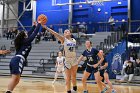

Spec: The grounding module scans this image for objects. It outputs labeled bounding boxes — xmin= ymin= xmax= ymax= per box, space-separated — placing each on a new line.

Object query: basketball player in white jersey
xmin=52 ymin=51 xmax=66 ymax=84
xmin=44 ymin=26 xmax=78 ymax=93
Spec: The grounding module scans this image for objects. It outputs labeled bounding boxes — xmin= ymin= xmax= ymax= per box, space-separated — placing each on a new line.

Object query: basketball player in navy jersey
xmin=77 ymin=40 xmax=104 ymax=93
xmin=5 ymin=20 xmax=44 ymax=93
xmin=99 ymin=50 xmax=116 ymax=93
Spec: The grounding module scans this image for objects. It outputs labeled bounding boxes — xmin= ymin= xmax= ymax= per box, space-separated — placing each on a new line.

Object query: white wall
xmin=0 ymin=5 xmax=3 ymax=36
xmin=6 ymin=1 xmax=18 ymax=28
xmin=0 ymin=1 xmax=19 ymax=37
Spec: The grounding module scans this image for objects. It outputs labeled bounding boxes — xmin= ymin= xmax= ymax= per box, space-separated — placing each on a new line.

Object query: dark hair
xmin=86 ymin=40 xmax=92 ymax=45
xmin=57 ymin=51 xmax=63 ymax=56
xmin=14 ymin=31 xmax=26 ymax=51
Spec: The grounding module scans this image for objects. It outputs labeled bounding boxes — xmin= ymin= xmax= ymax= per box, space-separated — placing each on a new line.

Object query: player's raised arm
xmin=42 ymin=25 xmax=64 ymax=44
xmin=97 ymin=52 xmax=104 ymax=66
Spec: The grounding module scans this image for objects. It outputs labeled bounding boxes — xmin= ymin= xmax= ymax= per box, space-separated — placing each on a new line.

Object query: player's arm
xmin=27 ymin=22 xmax=37 ymax=36
xmin=0 ymin=50 xmax=11 ymax=54
xmin=0 ymin=50 xmax=3 ymax=54
xmin=93 ymin=52 xmax=104 ymax=68
xmin=97 ymin=52 xmax=104 ymax=65
xmin=77 ymin=55 xmax=84 ymax=64
xmin=55 ymin=61 xmax=58 ymax=68
xmin=101 ymin=62 xmax=108 ymax=70
xmin=42 ymin=25 xmax=64 ymax=44
xmin=25 ymin=23 xmax=41 ymax=43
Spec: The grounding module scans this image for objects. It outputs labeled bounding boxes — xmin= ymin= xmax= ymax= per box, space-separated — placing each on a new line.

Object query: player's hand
xmin=93 ymin=64 xmax=98 ymax=68
xmin=33 ymin=22 xmax=37 ymax=26
xmin=100 ymin=66 xmax=104 ymax=70
xmin=79 ymin=65 xmax=82 ymax=68
xmin=38 ymin=20 xmax=42 ymax=24
xmin=42 ymin=25 xmax=47 ymax=29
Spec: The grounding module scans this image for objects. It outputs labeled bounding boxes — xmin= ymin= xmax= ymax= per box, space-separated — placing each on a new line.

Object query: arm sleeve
xmin=28 ymin=25 xmax=36 ymax=36
xmin=25 ymin=23 xmax=41 ymax=43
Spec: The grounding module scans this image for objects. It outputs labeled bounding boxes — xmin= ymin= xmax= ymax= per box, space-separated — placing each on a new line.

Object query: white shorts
xmin=64 ymin=57 xmax=78 ymax=69
xmin=57 ymin=66 xmax=65 ymax=72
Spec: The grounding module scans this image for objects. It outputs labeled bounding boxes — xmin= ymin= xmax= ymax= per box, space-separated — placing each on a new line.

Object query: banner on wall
xmin=112 ymin=53 xmax=122 ymax=75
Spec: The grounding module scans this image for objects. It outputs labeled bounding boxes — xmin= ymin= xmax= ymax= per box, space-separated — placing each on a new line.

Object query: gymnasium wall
xmin=131 ymin=0 xmax=140 ymax=32
xmin=0 ymin=1 xmax=18 ymax=36
xmin=18 ymin=0 xmax=33 ymax=30
xmin=7 ymin=2 xmax=19 ymax=28
xmin=0 ymin=5 xmax=3 ymax=36
xmin=35 ymin=0 xmax=127 ymax=33
xmin=131 ymin=0 xmax=140 ymax=20
xmin=36 ymin=0 xmax=69 ymax=32
xmin=18 ymin=0 xmax=140 ymax=32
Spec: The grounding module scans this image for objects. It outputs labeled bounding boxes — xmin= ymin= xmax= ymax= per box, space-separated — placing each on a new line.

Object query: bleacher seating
xmin=0 ymin=32 xmax=117 ymax=79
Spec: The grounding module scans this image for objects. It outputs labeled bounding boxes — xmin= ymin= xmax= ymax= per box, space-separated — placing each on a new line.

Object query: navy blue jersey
xmin=24 ymin=25 xmax=36 ymax=59
xmin=15 ymin=23 xmax=41 ymax=59
xmin=101 ymin=58 xmax=108 ymax=66
xmin=82 ymin=48 xmax=99 ymax=65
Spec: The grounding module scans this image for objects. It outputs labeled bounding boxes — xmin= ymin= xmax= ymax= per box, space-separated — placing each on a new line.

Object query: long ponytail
xmin=14 ymin=31 xmax=26 ymax=52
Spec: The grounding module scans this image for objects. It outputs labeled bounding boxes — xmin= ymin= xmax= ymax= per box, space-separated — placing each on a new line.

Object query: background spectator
xmin=108 ymin=16 xmax=115 ymax=32
xmin=120 ymin=61 xmax=134 ymax=83
xmin=135 ymin=58 xmax=140 ymax=76
xmin=121 ymin=60 xmax=128 ymax=75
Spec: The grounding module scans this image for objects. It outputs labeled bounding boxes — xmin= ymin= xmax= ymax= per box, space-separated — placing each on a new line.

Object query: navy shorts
xmin=85 ymin=65 xmax=98 ymax=74
xmin=9 ymin=56 xmax=25 ymax=74
xmin=100 ymin=69 xmax=108 ymax=78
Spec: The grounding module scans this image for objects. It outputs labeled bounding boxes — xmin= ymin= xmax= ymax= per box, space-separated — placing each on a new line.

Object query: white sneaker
xmin=71 ymin=89 xmax=77 ymax=93
xmin=52 ymin=80 xmax=55 ymax=84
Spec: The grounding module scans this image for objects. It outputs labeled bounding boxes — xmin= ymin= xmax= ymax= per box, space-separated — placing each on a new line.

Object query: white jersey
xmin=56 ymin=56 xmax=65 ymax=67
xmin=64 ymin=38 xmax=76 ymax=58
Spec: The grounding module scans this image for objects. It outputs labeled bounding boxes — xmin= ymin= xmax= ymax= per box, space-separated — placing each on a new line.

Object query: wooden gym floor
xmin=0 ymin=76 xmax=140 ymax=93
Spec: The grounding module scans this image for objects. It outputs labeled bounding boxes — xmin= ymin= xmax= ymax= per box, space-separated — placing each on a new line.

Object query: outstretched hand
xmin=33 ymin=22 xmax=37 ymax=26
xmin=93 ymin=64 xmax=98 ymax=68
xmin=37 ymin=20 xmax=42 ymax=24
xmin=42 ymin=25 xmax=47 ymax=29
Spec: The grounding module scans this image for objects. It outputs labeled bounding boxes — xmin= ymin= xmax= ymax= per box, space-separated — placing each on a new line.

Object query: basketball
xmin=37 ymin=14 xmax=47 ymax=25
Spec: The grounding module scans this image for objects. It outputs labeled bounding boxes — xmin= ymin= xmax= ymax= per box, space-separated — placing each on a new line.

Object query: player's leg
xmin=99 ymin=73 xmax=108 ymax=93
xmin=99 ymin=70 xmax=107 ymax=90
xmin=104 ymin=72 xmax=113 ymax=89
xmin=6 ymin=56 xmax=24 ymax=93
xmin=6 ymin=74 xmax=20 ymax=93
xmin=100 ymin=76 xmax=108 ymax=93
xmin=94 ymin=71 xmax=103 ymax=93
xmin=71 ymin=64 xmax=78 ymax=92
xmin=52 ymin=70 xmax=60 ymax=84
xmin=82 ymin=71 xmax=90 ymax=93
xmin=65 ymin=68 xmax=71 ymax=93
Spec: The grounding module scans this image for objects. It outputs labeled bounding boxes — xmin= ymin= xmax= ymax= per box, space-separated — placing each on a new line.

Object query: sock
xmin=73 ymin=86 xmax=77 ymax=91
xmin=67 ymin=90 xmax=71 ymax=93
xmin=6 ymin=91 xmax=12 ymax=93
xmin=83 ymin=90 xmax=88 ymax=93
